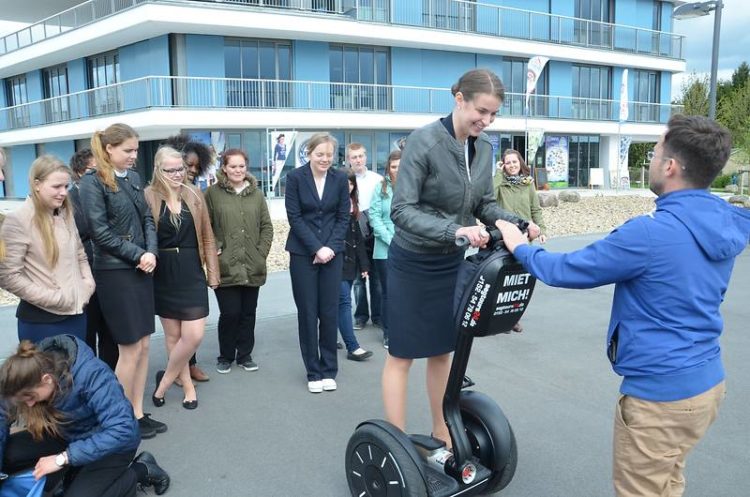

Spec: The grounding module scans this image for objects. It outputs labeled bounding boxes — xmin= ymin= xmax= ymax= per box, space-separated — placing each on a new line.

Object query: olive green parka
xmin=204 ymin=172 xmax=274 ymax=287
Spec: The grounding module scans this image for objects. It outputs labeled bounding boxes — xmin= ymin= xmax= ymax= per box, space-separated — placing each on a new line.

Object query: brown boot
xmin=189 ymin=364 xmax=210 ymax=382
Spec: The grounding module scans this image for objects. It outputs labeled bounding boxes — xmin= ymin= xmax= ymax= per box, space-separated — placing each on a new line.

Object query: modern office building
xmin=0 ymin=0 xmax=685 ymax=197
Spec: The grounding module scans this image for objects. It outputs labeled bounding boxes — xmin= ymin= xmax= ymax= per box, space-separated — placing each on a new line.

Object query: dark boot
xmin=133 ymin=451 xmax=170 ymax=495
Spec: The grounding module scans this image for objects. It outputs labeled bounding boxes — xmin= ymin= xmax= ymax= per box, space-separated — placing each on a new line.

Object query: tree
xmin=676 ymin=73 xmax=709 ymax=116
xmin=717 ymin=79 xmax=750 ymax=146
xmin=731 ymin=62 xmax=749 ymax=91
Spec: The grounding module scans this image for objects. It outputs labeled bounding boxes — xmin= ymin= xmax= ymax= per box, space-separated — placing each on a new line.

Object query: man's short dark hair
xmin=70 ymin=148 xmax=94 ymax=176
xmin=662 ymin=114 xmax=732 ymax=189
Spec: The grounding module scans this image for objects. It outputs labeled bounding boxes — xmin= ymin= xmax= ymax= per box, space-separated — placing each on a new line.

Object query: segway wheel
xmin=459 ymin=392 xmax=518 ymax=494
xmin=346 ymin=423 xmax=427 ymax=497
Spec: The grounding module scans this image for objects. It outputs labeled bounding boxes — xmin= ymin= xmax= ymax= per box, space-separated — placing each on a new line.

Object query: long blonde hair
xmin=29 ymin=155 xmax=73 ymax=268
xmin=90 ymin=123 xmax=139 ymax=192
xmin=151 ymin=146 xmax=188 ymax=230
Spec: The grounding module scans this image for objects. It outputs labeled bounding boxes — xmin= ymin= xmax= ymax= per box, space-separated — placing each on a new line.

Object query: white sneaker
xmin=321 ymin=378 xmax=337 ymax=391
xmin=308 ymin=380 xmax=323 ymax=393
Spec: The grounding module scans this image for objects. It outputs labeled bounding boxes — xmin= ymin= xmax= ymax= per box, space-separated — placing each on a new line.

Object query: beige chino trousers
xmin=613 ymin=380 xmax=726 ymax=497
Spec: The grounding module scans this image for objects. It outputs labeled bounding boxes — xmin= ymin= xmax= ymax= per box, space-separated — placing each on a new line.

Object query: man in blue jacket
xmin=497 ymin=115 xmax=750 ymax=497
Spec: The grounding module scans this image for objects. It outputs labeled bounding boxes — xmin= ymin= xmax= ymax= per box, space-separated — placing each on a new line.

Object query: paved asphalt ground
xmin=1 ymin=234 xmax=748 ymax=497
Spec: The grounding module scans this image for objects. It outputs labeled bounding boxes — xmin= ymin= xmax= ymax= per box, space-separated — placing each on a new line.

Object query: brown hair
xmin=451 ymin=68 xmax=505 ymax=104
xmin=90 ymin=123 xmax=139 ymax=192
xmin=346 ymin=167 xmax=360 ymax=220
xmin=381 ymin=149 xmax=401 ymax=197
xmin=29 ymin=156 xmax=74 ymax=268
xmin=221 ymin=148 xmax=248 ymax=167
xmin=0 ymin=341 xmax=69 ymax=440
xmin=502 ymin=149 xmax=531 ymax=177
xmin=305 ymin=133 xmax=338 ymax=156
xmin=69 ymin=149 xmax=94 ymax=178
xmin=662 ymin=114 xmax=732 ymax=188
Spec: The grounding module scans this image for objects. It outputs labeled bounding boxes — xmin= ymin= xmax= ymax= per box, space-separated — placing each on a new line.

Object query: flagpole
xmin=616 ymin=122 xmax=621 ymax=193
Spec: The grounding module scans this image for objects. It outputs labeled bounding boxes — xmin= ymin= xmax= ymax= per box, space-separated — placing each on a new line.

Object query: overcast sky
xmin=1 ymin=1 xmax=746 ymax=100
xmin=671 ymin=0 xmax=747 ymax=97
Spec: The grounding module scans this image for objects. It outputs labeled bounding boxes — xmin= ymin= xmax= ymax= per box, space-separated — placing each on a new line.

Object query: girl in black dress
xmin=145 ymin=147 xmax=219 ymax=410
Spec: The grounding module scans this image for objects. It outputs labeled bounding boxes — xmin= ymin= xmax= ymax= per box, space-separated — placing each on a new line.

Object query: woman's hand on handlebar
xmin=494 ymin=220 xmax=527 ymax=253
xmin=455 ymin=226 xmax=491 ymax=248
xmin=526 ymin=221 xmax=542 ymax=241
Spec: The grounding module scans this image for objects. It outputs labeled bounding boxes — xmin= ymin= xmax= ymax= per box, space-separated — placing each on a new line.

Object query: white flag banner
xmin=619 ymin=69 xmax=629 ymax=122
xmin=525 ymin=56 xmax=549 ymax=110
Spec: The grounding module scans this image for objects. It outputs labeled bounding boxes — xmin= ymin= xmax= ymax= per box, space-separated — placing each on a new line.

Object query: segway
xmin=345 ymin=226 xmax=536 ymax=496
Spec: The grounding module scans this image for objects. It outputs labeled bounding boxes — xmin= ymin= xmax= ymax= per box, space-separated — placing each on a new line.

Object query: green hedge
xmin=712 ymin=174 xmax=732 ymax=189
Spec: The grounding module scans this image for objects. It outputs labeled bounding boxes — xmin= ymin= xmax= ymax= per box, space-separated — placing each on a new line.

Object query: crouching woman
xmin=0 ymin=336 xmax=170 ymax=496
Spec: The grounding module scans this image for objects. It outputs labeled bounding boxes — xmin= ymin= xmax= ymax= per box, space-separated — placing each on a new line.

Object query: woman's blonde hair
xmin=90 ymin=123 xmax=139 ymax=192
xmin=0 ymin=340 xmax=69 ymax=440
xmin=29 ymin=155 xmax=73 ymax=268
xmin=151 ymin=146 xmax=188 ymax=230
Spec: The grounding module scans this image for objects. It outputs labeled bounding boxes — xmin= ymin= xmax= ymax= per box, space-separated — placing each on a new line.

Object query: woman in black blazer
xmin=285 ymin=133 xmax=350 ymax=394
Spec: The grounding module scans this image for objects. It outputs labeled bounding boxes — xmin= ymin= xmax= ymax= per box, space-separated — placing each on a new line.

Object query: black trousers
xmin=289 ymin=253 xmax=342 ymax=381
xmin=214 ymin=285 xmax=260 ymax=364
xmin=84 ymin=291 xmax=119 ymax=370
xmin=2 ymin=431 xmax=136 ymax=497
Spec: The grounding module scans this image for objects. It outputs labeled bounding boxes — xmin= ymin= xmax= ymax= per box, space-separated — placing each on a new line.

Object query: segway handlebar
xmin=455 ymin=220 xmax=529 ymax=248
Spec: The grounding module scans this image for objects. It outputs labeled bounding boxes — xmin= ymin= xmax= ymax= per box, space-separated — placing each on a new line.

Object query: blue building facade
xmin=0 ymin=0 xmax=685 ymax=197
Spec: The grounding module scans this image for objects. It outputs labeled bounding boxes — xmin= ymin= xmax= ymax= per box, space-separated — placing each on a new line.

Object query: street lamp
xmin=673 ymin=1 xmax=723 ymax=119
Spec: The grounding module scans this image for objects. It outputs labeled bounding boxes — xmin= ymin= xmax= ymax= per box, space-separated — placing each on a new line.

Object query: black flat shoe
xmin=182 ymin=399 xmax=198 ymax=410
xmin=152 ymin=370 xmax=165 ymax=407
xmin=134 ymin=451 xmax=170 ymax=495
xmin=347 ymin=349 xmax=373 ymax=361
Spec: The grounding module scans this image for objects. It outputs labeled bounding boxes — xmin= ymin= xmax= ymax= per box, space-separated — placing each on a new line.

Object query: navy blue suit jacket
xmin=284 ymin=164 xmax=350 ymax=256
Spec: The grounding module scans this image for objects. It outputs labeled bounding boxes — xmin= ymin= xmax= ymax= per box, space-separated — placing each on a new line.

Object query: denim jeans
xmin=338 ymin=280 xmax=361 ymax=353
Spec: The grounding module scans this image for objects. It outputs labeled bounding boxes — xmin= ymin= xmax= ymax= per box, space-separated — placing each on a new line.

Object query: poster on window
xmin=267 ymin=131 xmax=297 ymax=194
xmin=544 ymin=136 xmax=569 ymax=188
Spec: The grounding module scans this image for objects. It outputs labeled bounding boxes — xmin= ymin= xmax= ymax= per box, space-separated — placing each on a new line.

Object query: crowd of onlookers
xmin=0 ymin=66 xmax=747 ymax=497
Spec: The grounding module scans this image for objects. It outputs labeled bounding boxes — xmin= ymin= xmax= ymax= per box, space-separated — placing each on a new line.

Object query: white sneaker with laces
xmin=321 ymin=378 xmax=337 ymax=391
xmin=308 ymin=380 xmax=323 ymax=393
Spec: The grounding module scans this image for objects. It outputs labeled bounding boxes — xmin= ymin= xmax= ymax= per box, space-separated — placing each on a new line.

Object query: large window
xmin=422 ymin=0 xmax=475 ymax=31
xmin=575 ymin=0 xmax=614 ymax=47
xmin=87 ymin=51 xmax=121 ymax=115
xmin=502 ymin=58 xmax=547 ymax=116
xmin=5 ymin=75 xmax=30 ymax=128
xmin=572 ymin=65 xmax=611 ymax=119
xmin=329 ymin=45 xmax=389 ymax=111
xmin=632 ymin=70 xmax=660 ymax=122
xmin=43 ymin=65 xmax=70 ymax=123
xmin=224 ymin=39 xmax=292 ymax=108
xmin=568 ymin=135 xmax=600 ymax=187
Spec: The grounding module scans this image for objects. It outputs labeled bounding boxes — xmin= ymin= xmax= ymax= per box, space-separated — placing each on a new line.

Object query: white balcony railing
xmin=0 ymin=76 xmax=683 ymax=131
xmin=0 ymin=0 xmax=685 ymax=59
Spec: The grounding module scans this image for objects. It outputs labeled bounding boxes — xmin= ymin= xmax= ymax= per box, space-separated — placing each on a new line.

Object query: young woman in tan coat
xmin=0 ymin=155 xmax=94 ymax=342
xmin=145 ymin=147 xmax=219 ymax=410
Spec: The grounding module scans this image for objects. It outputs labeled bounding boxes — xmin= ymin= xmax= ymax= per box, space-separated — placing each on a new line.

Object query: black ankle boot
xmin=133 ymin=451 xmax=170 ymax=495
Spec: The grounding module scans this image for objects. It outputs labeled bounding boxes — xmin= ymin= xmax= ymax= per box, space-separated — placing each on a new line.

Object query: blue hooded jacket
xmin=0 ymin=336 xmax=140 ymax=469
xmin=514 ymin=190 xmax=750 ymax=401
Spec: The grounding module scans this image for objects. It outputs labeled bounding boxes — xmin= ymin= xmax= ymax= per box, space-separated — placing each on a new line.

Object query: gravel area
xmin=0 ymin=195 xmax=656 ymax=307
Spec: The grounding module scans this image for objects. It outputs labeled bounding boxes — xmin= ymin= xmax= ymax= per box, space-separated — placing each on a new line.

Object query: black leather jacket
xmin=79 ymin=170 xmax=157 ymax=270
xmin=342 ymin=214 xmax=370 ymax=281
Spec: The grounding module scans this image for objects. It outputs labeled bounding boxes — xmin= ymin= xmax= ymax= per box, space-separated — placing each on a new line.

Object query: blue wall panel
xmin=26 ymin=70 xmax=43 ymax=127
xmin=9 ymin=144 xmax=36 ymax=197
xmin=294 ymin=41 xmax=329 ymax=110
xmin=548 ymin=61 xmax=572 ymax=117
xmin=119 ymin=35 xmax=171 ymax=112
xmin=185 ymin=35 xmax=226 ymax=107
xmin=67 ymin=58 xmax=90 ymax=120
xmin=550 ymin=0 xmax=573 ymax=17
xmin=185 ymin=35 xmax=224 ymax=77
xmin=0 ymin=82 xmax=7 ymax=131
xmin=43 ymin=141 xmax=75 ymax=163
